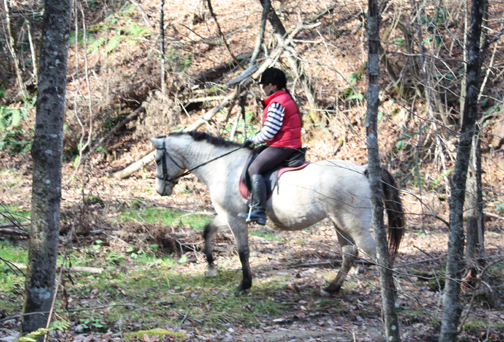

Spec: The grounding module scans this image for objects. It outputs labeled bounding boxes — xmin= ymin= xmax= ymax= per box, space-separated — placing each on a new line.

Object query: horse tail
xmin=381 ymin=168 xmax=405 ymax=258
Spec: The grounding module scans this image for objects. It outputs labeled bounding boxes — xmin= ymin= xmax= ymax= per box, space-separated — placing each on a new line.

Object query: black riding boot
xmin=247 ymin=174 xmax=267 ymax=225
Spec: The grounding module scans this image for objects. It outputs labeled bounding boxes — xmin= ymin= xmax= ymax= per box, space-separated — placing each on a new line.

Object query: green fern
xmin=106 ymin=34 xmax=123 ymax=53
xmin=50 ymin=319 xmax=70 ymax=331
xmin=87 ymin=36 xmax=106 ymax=54
xmin=125 ymin=22 xmax=151 ymax=38
xmin=16 ymin=328 xmax=50 ymax=342
xmin=15 ymin=319 xmax=70 ymax=342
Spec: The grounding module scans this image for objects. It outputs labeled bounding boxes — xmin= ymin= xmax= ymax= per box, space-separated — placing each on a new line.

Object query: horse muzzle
xmin=156 ymin=179 xmax=174 ymax=196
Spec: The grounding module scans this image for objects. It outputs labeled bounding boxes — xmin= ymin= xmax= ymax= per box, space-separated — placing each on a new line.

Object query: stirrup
xmin=238 ymin=205 xmax=266 ymax=225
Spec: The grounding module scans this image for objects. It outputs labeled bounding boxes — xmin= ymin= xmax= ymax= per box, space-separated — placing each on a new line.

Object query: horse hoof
xmin=206 ymin=267 xmax=218 ymax=277
xmin=321 ymin=287 xmax=339 ymax=297
xmin=234 ymin=284 xmax=251 ymax=296
xmin=320 ymin=289 xmax=332 ymax=297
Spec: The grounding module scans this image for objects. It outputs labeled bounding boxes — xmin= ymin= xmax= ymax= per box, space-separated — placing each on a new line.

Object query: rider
xmin=241 ymin=67 xmax=302 ymax=225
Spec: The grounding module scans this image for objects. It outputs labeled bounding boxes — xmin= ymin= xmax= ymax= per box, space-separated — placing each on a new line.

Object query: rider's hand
xmin=242 ymin=139 xmax=254 ymax=148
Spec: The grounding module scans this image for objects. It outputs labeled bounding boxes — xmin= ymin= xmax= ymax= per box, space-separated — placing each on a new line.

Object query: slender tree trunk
xmin=160 ymin=0 xmax=166 ymax=102
xmin=465 ymin=133 xmax=484 ymax=262
xmin=366 ymin=1 xmax=401 ymax=341
xmin=439 ymin=0 xmax=484 ymax=340
xmin=250 ymin=0 xmax=269 ymax=65
xmin=21 ymin=0 xmax=71 ymax=335
xmin=26 ymin=19 xmax=38 ymax=85
xmin=3 ymin=0 xmax=28 ymax=98
xmin=257 ymin=0 xmax=318 ymax=118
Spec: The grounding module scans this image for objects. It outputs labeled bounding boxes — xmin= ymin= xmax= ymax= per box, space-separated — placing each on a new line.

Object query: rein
xmin=156 ymin=137 xmax=244 ymax=183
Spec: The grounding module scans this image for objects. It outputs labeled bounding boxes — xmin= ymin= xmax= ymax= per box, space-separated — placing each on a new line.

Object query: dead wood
xmin=12 ymin=263 xmax=103 ymax=274
xmin=0 ymin=221 xmax=30 ymax=229
xmin=483 ymin=210 xmax=504 ymax=221
xmin=192 ymin=53 xmax=251 ymax=83
xmin=0 ymin=228 xmax=30 ymax=237
xmin=113 ymin=15 xmax=321 ymax=179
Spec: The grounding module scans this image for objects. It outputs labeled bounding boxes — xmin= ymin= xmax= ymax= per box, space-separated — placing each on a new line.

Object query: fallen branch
xmin=483 ymin=210 xmax=504 ymax=221
xmin=0 ymin=220 xmax=30 ymax=229
xmin=12 ymin=263 xmax=103 ymax=274
xmin=394 ymin=255 xmax=447 ymax=268
xmin=0 ymin=228 xmax=29 ymax=237
xmin=287 ymin=258 xmax=375 ymax=268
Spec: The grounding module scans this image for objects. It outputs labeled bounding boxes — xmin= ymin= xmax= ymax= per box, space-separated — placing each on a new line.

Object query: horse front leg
xmin=229 ymin=218 xmax=252 ymax=293
xmin=203 ymin=215 xmax=227 ymax=277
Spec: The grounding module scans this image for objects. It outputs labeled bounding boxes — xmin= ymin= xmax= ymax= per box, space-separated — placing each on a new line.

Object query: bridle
xmin=155 ymin=137 xmax=244 ymax=184
xmin=155 ymin=138 xmax=185 ymax=184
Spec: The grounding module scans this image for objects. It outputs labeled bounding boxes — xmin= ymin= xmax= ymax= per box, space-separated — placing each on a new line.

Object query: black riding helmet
xmin=258 ymin=67 xmax=287 ymax=89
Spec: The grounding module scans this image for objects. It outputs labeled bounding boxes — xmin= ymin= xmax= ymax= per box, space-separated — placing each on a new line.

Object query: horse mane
xmin=169 ymin=131 xmax=242 ymax=148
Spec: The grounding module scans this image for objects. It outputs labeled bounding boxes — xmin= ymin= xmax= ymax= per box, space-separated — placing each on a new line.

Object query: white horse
xmin=149 ymin=131 xmax=404 ymax=295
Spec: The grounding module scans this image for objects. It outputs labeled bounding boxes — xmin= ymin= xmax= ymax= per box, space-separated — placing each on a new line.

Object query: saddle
xmin=239 ymin=146 xmax=309 ymax=200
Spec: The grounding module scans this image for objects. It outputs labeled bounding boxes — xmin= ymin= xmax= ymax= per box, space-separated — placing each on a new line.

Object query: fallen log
xmin=12 ymin=263 xmax=103 ymax=274
xmin=0 ymin=221 xmax=30 ymax=229
xmin=0 ymin=228 xmax=29 ymax=237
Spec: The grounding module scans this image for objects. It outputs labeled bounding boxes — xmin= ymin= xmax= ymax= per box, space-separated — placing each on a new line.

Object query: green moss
xmin=124 ymin=329 xmax=186 ymax=341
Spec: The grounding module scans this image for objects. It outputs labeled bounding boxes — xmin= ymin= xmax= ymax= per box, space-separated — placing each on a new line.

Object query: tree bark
xmin=439 ymin=0 xmax=484 ymax=340
xmin=365 ymin=1 xmax=401 ymax=341
xmin=465 ymin=134 xmax=484 ymax=262
xmin=21 ymin=0 xmax=71 ymax=335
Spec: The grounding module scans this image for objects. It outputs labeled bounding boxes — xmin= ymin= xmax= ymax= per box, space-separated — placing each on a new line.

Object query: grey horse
xmin=149 ymin=131 xmax=404 ymax=295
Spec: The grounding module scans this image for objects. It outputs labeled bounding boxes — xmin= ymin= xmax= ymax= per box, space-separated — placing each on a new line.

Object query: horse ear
xmin=148 ymin=137 xmax=162 ymax=147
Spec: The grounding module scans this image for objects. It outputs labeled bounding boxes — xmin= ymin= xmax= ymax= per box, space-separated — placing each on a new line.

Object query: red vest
xmin=263 ymin=90 xmax=302 ymax=148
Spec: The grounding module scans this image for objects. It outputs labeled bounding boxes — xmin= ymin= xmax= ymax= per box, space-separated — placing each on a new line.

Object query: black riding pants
xmin=248 ymin=146 xmax=296 ymax=176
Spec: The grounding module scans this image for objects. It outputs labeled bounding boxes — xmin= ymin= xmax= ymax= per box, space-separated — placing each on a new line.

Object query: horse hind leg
xmin=203 ymin=215 xmax=227 ymax=277
xmin=322 ymin=227 xmax=358 ymax=296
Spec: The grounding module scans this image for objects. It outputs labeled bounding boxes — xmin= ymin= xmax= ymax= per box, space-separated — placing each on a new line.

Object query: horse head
xmin=149 ymin=136 xmax=185 ymax=196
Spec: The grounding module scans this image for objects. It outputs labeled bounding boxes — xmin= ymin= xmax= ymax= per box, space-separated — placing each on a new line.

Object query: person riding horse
xmin=241 ymin=67 xmax=302 ymax=225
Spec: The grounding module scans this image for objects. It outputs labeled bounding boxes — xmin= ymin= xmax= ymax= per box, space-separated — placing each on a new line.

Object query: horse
xmin=149 ymin=131 xmax=405 ymax=295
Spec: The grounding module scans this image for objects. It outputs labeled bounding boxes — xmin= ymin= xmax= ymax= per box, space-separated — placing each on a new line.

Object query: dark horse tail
xmin=381 ymin=168 xmax=405 ymax=257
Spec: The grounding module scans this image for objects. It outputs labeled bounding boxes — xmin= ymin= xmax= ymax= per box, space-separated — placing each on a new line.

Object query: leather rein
xmin=155 ymin=137 xmax=244 ymax=184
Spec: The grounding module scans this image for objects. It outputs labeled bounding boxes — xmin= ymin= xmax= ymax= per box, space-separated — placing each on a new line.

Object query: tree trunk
xmin=21 ymin=0 xmax=71 ymax=335
xmin=365 ymin=0 xmax=401 ymax=341
xmin=3 ymin=0 xmax=28 ymax=98
xmin=160 ymin=0 xmax=166 ymax=101
xmin=257 ymin=0 xmax=318 ymax=119
xmin=465 ymin=134 xmax=484 ymax=263
xmin=250 ymin=0 xmax=269 ymax=65
xmin=439 ymin=0 xmax=484 ymax=340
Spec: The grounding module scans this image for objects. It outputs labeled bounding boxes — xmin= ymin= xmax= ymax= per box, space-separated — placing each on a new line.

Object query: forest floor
xmin=1 ymin=153 xmax=504 ymax=342
xmin=1 ymin=0 xmax=504 ymax=341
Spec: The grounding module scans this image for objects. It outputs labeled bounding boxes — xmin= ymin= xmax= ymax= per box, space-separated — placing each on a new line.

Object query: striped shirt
xmin=249 ymin=102 xmax=285 ymax=145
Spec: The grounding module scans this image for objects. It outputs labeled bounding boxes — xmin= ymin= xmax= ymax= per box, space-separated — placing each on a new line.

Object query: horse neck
xmin=175 ymin=141 xmax=240 ymax=185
